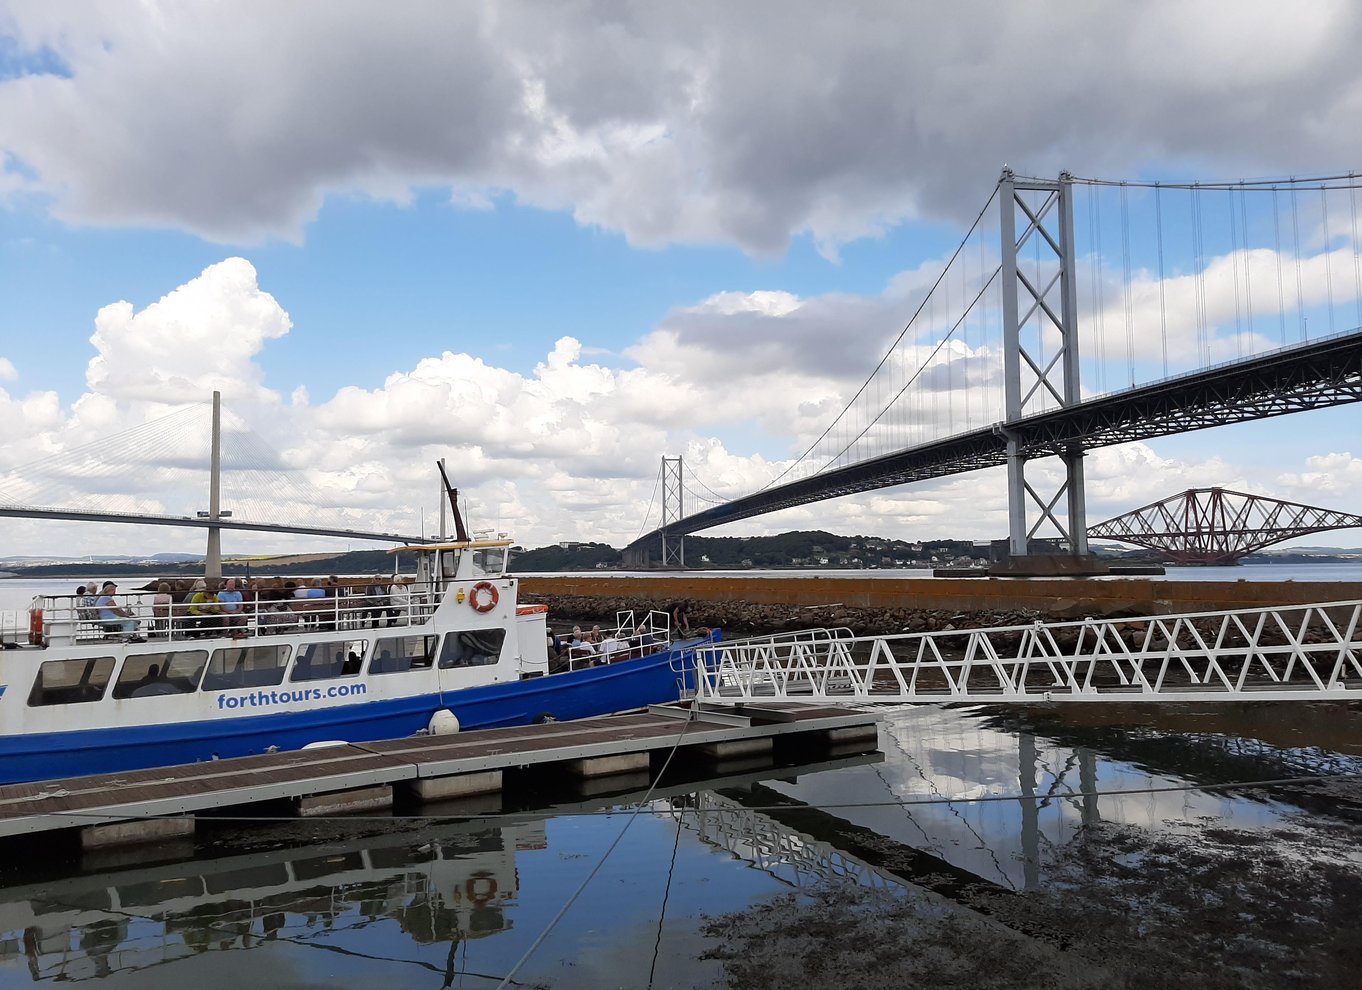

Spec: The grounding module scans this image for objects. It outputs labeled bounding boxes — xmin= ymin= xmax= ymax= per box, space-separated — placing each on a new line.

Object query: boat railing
xmin=555 ymin=610 xmax=675 ymax=672
xmin=30 ymin=584 xmax=441 ymax=646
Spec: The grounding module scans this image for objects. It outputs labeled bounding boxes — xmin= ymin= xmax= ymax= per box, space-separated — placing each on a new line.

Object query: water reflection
xmin=1 ymin=704 xmax=1352 ymax=987
xmin=760 ymin=705 xmax=1302 ymax=890
xmin=0 ymin=756 xmax=886 ymax=988
xmin=0 ymin=819 xmax=532 ymax=983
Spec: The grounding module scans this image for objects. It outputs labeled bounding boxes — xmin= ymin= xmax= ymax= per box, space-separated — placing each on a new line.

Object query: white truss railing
xmin=696 ymin=600 xmax=1362 ymax=704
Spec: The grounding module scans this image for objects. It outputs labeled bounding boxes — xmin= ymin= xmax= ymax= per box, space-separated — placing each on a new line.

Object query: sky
xmin=1 ymin=0 xmax=1361 ymax=559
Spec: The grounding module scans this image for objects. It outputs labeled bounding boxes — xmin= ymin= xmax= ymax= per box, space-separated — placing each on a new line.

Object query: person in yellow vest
xmin=187 ymin=580 xmax=222 ymax=637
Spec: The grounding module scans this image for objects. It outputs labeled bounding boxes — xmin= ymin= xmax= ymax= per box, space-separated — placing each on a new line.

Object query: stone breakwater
xmin=522 ymin=591 xmax=1132 ymax=640
xmin=519 ymin=573 xmax=1362 ymax=645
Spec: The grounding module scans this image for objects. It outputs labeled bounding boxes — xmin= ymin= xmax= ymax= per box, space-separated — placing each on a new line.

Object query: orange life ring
xmin=28 ymin=608 xmax=43 ymax=646
xmin=466 ymin=876 xmax=497 ymax=900
xmin=469 ymin=582 xmax=499 ymax=613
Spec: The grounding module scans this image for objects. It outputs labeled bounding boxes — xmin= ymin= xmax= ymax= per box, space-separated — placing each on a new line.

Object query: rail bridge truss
xmin=1087 ymin=487 xmax=1362 ymax=564
xmin=692 ymin=600 xmax=1362 ymax=705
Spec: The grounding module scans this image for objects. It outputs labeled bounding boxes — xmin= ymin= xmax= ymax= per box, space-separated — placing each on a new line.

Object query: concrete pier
xmin=81 ymin=815 xmax=194 ymax=850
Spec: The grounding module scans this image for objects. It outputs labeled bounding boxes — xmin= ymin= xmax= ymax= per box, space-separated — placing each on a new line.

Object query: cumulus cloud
xmin=1 ymin=254 xmax=1358 ymax=557
xmin=85 ymin=257 xmax=291 ymax=404
xmin=2 ymin=2 xmax=1361 ymax=253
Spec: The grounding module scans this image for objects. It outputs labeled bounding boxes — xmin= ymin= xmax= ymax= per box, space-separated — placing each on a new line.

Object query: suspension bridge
xmin=631 ymin=169 xmax=1362 ymax=572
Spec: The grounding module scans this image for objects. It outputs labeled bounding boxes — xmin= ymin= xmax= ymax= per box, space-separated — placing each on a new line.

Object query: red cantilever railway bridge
xmin=1086 ymin=487 xmax=1362 ymax=565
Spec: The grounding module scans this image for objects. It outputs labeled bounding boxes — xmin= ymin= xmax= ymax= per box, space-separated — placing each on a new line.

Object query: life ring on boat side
xmin=28 ymin=608 xmax=43 ymax=645
xmin=468 ymin=581 xmax=499 ymax=613
xmin=466 ymin=876 xmax=497 ymax=900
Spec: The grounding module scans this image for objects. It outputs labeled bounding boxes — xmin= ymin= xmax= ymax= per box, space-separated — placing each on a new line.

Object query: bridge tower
xmin=659 ymin=455 xmax=685 ymax=567
xmin=996 ymin=169 xmax=1102 ymax=575
xmin=205 ymin=389 xmax=223 ymax=580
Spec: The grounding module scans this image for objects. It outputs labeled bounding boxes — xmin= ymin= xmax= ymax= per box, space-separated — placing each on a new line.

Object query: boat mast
xmin=438 ymin=457 xmax=447 ymax=540
xmin=206 ymin=390 xmax=223 ymax=579
xmin=436 ymin=460 xmax=470 ymax=542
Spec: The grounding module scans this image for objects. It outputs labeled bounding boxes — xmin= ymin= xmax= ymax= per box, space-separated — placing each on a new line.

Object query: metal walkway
xmin=695 ymin=600 xmax=1362 ymax=704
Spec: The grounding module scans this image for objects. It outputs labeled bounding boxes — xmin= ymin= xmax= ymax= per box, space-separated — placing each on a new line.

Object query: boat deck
xmin=0 ymin=703 xmax=881 ymax=840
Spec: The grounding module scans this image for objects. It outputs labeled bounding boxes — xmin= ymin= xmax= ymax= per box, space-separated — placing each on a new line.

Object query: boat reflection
xmin=0 ymin=818 xmax=532 ymax=983
xmin=0 ymin=753 xmax=888 ymax=984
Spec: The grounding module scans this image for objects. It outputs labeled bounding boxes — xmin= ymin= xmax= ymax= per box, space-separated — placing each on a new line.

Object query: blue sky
xmin=1 ymin=1 xmax=1360 ymax=557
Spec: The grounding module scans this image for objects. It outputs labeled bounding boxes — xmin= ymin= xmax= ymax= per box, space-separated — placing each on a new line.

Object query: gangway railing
xmin=694 ymin=601 xmax=1362 ymax=704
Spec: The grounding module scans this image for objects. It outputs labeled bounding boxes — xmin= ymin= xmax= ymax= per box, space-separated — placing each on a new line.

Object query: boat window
xmin=471 ymin=546 xmax=507 ymax=577
xmin=440 ymin=549 xmax=463 ymax=578
xmin=439 ymin=629 xmax=507 ymax=668
xmin=27 ymin=656 xmax=115 ymax=707
xmin=291 ymin=640 xmax=366 ymax=682
xmin=113 ymin=650 xmax=208 ymax=700
xmin=201 ymin=644 xmax=291 ymax=692
xmin=370 ymin=634 xmax=437 ymax=674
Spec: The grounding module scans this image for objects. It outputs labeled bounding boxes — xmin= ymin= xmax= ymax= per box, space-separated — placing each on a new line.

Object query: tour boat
xmin=0 ymin=538 xmax=718 ymax=785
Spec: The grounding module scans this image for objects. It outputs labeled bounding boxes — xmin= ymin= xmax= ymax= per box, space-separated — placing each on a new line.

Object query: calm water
xmin=2 ymin=701 xmax=1357 ymax=988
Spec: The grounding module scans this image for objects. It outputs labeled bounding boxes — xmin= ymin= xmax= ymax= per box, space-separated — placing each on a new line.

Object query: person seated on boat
xmin=129 ymin=662 xmax=161 ymax=697
xmin=567 ymin=631 xmax=596 ymax=664
xmin=589 ymin=624 xmax=604 ymax=644
xmin=95 ymin=581 xmax=143 ymax=637
xmin=600 ymin=633 xmax=630 ymax=662
xmin=365 ymin=575 xmax=395 ymax=628
xmin=217 ymin=578 xmax=246 ymax=637
xmin=151 ymin=582 xmax=173 ymax=637
xmin=295 ymin=578 xmax=326 ymax=625
xmin=188 ymin=581 xmax=222 ymax=637
xmin=321 ymin=575 xmax=341 ymax=630
xmin=256 ymin=601 xmax=290 ymax=633
xmin=77 ymin=581 xmax=100 ymax=623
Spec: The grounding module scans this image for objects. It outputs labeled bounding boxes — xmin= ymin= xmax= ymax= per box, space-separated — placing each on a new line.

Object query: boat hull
xmin=0 ymin=641 xmax=709 ymax=785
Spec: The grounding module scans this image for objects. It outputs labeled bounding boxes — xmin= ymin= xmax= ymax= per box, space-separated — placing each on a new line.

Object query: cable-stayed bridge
xmin=633 ymin=170 xmax=1362 ymax=570
xmin=0 ymin=395 xmax=428 ymax=553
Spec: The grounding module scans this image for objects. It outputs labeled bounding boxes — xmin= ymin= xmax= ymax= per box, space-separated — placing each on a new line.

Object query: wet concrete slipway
xmin=2 ymin=701 xmax=1362 ymax=989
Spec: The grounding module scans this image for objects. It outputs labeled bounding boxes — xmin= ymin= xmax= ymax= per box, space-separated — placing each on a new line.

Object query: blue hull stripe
xmin=0 ymin=640 xmax=709 ymax=785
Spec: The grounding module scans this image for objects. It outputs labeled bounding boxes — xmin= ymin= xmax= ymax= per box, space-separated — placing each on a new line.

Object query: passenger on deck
xmin=365 ymin=575 xmax=396 ymax=628
xmin=298 ymin=578 xmax=326 ymax=626
xmin=600 ymin=633 xmax=629 ymax=662
xmin=152 ymin=582 xmax=173 ymax=637
xmin=218 ymin=578 xmax=246 ymax=638
xmin=95 ymin=581 xmax=142 ymax=637
xmin=668 ymin=601 xmax=692 ymax=636
xmin=77 ymin=581 xmax=100 ymax=622
xmin=567 ymin=630 xmax=596 ymax=664
xmin=188 ymin=581 xmax=222 ymax=637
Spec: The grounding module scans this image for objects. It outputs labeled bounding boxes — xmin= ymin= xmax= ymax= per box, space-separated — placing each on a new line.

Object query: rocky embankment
xmin=522 ymin=592 xmax=1149 ymax=641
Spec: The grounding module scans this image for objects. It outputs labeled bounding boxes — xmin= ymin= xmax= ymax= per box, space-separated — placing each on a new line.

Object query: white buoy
xmin=302 ymin=740 xmax=349 ymax=750
xmin=428 ymin=709 xmax=461 ymax=735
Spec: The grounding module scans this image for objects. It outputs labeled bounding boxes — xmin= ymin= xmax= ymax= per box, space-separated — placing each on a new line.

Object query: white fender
xmin=429 ymin=709 xmax=461 ymax=735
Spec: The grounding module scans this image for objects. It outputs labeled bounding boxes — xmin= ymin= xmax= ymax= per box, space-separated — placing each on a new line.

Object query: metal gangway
xmin=694 ymin=600 xmax=1362 ymax=704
